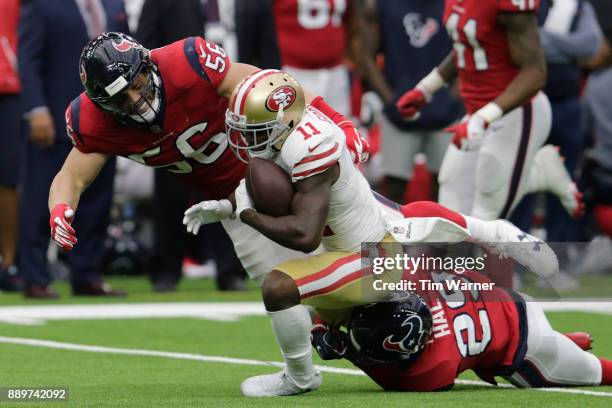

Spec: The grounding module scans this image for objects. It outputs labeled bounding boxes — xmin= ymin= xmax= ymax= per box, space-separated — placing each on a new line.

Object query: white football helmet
xmin=226 ymin=70 xmax=306 ymax=162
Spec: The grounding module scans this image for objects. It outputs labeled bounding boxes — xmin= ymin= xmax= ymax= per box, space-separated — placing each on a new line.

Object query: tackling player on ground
xmin=312 ymin=271 xmax=612 ymax=391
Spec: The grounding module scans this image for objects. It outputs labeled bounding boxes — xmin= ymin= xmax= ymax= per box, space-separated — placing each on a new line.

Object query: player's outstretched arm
xmin=216 ymin=62 xmax=260 ymax=99
xmin=238 ymin=166 xmax=338 ymax=253
xmin=495 ymin=11 xmax=547 ymax=113
xmin=48 ymin=148 xmax=109 ymax=250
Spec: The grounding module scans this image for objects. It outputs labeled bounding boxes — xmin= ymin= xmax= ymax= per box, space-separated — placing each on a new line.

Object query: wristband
xmin=416 ymin=68 xmax=447 ymax=99
xmin=475 ymin=102 xmax=504 ymax=124
xmin=218 ymin=199 xmax=234 ymax=217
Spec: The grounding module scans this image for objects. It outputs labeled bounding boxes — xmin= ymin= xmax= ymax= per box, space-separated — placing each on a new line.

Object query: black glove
xmin=311 ymin=320 xmax=349 ymax=361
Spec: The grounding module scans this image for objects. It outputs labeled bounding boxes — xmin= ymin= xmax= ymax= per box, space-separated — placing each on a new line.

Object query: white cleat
xmin=484 ymin=220 xmax=559 ymax=278
xmin=535 ymin=145 xmax=584 ymax=217
xmin=240 ymin=370 xmax=321 ymax=397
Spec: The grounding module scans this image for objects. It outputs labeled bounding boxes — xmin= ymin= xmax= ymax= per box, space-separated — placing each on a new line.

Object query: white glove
xmin=445 ymin=114 xmax=487 ymax=151
xmin=445 ymin=103 xmax=503 ymax=151
xmin=183 ymin=199 xmax=233 ymax=235
xmin=234 ymin=179 xmax=254 ymax=217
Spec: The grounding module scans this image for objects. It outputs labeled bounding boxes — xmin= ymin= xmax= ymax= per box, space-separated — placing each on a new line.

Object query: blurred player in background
xmin=511 ymin=0 xmax=601 ymax=240
xmin=357 ymin=0 xmax=462 ymax=203
xmin=186 ymin=69 xmax=559 ymax=396
xmin=236 ymin=0 xmax=361 ymax=117
xmin=47 ymin=33 xmax=367 ymax=288
xmin=312 ymin=279 xmax=612 ymax=390
xmin=396 ymin=0 xmax=581 ymax=221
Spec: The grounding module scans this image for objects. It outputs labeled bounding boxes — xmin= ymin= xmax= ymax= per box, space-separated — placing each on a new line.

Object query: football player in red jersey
xmin=396 ymin=0 xmax=582 ymax=221
xmin=238 ymin=0 xmax=360 ymax=118
xmin=312 ymin=274 xmax=612 ymax=391
xmin=48 ymin=32 xmax=368 ymax=285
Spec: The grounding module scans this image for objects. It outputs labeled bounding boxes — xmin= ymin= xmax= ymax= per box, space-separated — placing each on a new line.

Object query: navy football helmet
xmin=348 ymin=293 xmax=433 ymax=365
xmin=79 ymin=32 xmax=162 ymax=129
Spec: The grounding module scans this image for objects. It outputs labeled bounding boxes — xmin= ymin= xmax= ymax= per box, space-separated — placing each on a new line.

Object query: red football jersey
xmin=65 ymin=37 xmax=245 ymax=200
xmin=355 ymin=270 xmax=525 ymax=391
xmin=273 ymin=0 xmax=348 ymax=69
xmin=443 ymin=0 xmax=540 ymax=113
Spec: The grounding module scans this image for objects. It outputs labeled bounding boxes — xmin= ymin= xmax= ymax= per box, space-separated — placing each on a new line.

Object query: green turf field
xmin=0 ymin=277 xmax=611 ymax=407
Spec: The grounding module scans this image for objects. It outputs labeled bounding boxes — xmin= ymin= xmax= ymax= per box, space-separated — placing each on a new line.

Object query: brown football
xmin=245 ymin=158 xmax=294 ymax=217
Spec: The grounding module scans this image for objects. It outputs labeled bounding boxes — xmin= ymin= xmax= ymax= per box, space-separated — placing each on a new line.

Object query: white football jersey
xmin=275 ymin=106 xmax=386 ymax=252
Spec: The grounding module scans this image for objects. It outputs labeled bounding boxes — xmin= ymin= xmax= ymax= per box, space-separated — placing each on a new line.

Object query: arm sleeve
xmin=541 ymin=2 xmax=603 ymax=61
xmin=497 ymin=0 xmax=540 ymax=12
xmin=17 ymin=0 xmax=47 ymax=113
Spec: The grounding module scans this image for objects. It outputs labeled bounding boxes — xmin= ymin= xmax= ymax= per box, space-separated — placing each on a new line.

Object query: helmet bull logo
xmin=112 ymin=38 xmax=140 ymax=53
xmin=266 ymin=86 xmax=296 ymax=112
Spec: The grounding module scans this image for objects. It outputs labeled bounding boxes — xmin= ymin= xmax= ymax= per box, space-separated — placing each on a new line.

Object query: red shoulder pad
xmin=181 ymin=36 xmax=230 ymax=89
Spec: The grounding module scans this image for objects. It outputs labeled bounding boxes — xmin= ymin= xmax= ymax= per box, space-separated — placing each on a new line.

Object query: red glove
xmin=310 ymin=96 xmax=370 ymax=163
xmin=50 ymin=203 xmax=77 ymax=251
xmin=396 ymin=88 xmax=429 ymax=120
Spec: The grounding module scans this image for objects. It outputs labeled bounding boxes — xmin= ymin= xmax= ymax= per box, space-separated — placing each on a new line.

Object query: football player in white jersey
xmin=183 ymin=70 xmax=560 ymax=397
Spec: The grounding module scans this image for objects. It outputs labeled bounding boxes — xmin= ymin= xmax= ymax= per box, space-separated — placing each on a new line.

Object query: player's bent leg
xmin=395 ymin=201 xmax=558 ymax=278
xmin=241 ymin=270 xmax=320 ymax=397
xmin=221 ymin=217 xmax=313 ymax=286
xmin=506 ymin=297 xmax=603 ymax=387
xmin=276 ymin=251 xmax=381 ymax=309
xmin=472 ymin=92 xmax=551 ymax=220
xmin=261 ymin=270 xmax=301 ymax=311
xmin=525 ymin=145 xmax=584 ymax=218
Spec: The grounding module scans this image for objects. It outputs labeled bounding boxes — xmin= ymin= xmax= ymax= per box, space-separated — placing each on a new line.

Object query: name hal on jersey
xmin=430 ymin=301 xmax=451 ymax=339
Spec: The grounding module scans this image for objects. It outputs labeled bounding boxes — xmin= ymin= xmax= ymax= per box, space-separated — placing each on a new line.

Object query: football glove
xmin=344 ymin=125 xmax=370 ymax=164
xmin=396 ymin=68 xmax=446 ymax=120
xmin=50 ymin=203 xmax=77 ymax=251
xmin=311 ymin=319 xmax=348 ymax=361
xmin=396 ymin=88 xmax=430 ymax=120
xmin=445 ymin=103 xmax=503 ymax=151
xmin=183 ymin=199 xmax=233 ymax=235
xmin=309 ymin=96 xmax=370 ymax=164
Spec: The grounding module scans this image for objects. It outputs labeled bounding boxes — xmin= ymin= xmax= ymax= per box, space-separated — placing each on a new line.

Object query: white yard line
xmin=0 ymin=336 xmax=611 ymax=397
xmin=1 ymin=301 xmax=612 ymax=326
xmin=0 ymin=302 xmax=267 ymax=325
